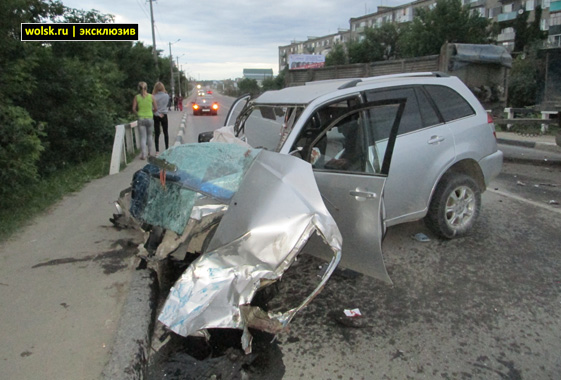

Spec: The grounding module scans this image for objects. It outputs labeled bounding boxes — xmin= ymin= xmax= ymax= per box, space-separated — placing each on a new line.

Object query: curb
xmin=503 ymin=155 xmax=561 ymax=167
xmin=102 ymin=268 xmax=159 ymax=380
xmin=175 ymin=112 xmax=187 ymax=146
xmin=497 ymin=138 xmax=536 ymax=149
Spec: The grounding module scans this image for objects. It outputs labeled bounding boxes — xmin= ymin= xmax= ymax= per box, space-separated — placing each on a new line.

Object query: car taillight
xmin=487 ymin=113 xmax=497 ymax=139
xmin=212 ymin=103 xmax=219 ymax=110
xmin=193 ymin=104 xmax=199 ymax=110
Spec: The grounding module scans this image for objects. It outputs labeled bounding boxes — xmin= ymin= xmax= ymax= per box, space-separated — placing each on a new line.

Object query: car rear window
xmin=424 ymin=85 xmax=475 ymax=122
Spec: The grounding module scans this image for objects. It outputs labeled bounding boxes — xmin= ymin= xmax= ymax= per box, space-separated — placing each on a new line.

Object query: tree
xmin=325 ymin=43 xmax=347 ymax=66
xmin=398 ymin=0 xmax=491 ymax=57
xmin=0 ymin=0 xmax=65 ymax=205
xmin=513 ymin=6 xmax=547 ymax=52
xmin=237 ymin=78 xmax=260 ymax=97
xmin=508 ymin=45 xmax=542 ymax=107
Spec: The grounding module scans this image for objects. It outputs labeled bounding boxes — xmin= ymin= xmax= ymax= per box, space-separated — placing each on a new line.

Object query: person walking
xmin=132 ymin=81 xmax=157 ymax=160
xmin=178 ymin=95 xmax=183 ymax=112
xmin=152 ymin=82 xmax=170 ymax=155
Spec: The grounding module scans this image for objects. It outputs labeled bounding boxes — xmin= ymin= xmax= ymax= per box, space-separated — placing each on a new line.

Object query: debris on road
xmin=328 ymin=309 xmax=366 ymax=328
xmin=413 ymin=233 xmax=431 ymax=242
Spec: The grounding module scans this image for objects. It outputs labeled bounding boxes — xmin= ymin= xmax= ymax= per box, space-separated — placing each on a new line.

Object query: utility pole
xmin=149 ymin=0 xmax=158 ymax=73
xmin=177 ymin=56 xmax=182 ymax=97
xmin=169 ymin=39 xmax=180 ymax=98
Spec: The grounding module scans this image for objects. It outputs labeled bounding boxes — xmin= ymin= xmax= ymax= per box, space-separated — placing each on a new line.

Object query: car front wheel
xmin=426 ymin=173 xmax=481 ymax=239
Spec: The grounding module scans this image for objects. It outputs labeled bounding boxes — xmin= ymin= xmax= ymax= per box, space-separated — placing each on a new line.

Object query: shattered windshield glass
xmin=235 ymin=105 xmax=304 ymax=151
xmin=130 ymin=143 xmax=259 ymax=235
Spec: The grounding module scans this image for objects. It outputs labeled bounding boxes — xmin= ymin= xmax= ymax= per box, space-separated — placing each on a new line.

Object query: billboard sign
xmin=288 ymin=54 xmax=325 ymax=70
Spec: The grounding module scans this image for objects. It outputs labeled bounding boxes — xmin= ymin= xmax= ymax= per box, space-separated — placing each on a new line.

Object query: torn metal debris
xmin=117 ymin=143 xmax=342 ymax=352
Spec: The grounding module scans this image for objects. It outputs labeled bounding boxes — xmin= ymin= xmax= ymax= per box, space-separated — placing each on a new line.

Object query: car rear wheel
xmin=425 ymin=173 xmax=481 ymax=239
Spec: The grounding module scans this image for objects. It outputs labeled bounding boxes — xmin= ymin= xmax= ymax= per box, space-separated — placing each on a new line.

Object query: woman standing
xmin=132 ymin=81 xmax=157 ymax=160
xmin=152 ymin=82 xmax=170 ymax=155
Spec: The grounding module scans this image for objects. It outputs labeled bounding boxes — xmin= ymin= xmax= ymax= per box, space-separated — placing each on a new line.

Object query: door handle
xmin=349 ymin=190 xmax=377 ymax=199
xmin=428 ymin=135 xmax=445 ymax=144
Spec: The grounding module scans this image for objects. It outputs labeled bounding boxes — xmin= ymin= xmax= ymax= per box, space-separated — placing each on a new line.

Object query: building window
xmin=526 ymin=0 xmax=535 ymax=11
xmin=503 ymin=4 xmax=513 ymax=12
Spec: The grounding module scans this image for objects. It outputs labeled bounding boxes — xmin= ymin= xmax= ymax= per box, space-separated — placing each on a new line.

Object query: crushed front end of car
xmin=115 ymin=143 xmax=342 ymax=352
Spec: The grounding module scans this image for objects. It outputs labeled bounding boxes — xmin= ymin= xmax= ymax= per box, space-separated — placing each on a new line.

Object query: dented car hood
xmin=127 ymin=143 xmax=342 ymax=351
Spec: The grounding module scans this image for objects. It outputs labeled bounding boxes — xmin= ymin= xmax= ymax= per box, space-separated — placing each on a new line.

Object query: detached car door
xmin=304 ymin=99 xmax=405 ymax=283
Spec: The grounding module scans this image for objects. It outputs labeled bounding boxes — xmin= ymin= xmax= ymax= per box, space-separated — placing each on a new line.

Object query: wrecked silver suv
xmin=117 ymin=73 xmax=501 ymax=352
xmin=209 ymin=72 xmax=503 ymax=239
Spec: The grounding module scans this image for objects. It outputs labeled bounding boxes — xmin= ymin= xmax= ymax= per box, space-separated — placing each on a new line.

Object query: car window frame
xmin=306 ymin=98 xmax=406 ymax=177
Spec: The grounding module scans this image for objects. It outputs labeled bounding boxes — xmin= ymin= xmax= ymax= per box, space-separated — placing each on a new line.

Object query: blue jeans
xmin=138 ymin=118 xmax=154 ymax=158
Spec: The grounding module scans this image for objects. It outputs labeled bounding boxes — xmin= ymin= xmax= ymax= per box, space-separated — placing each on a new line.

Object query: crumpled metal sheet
xmin=158 ymin=149 xmax=342 ymax=349
xmin=129 ymin=143 xmax=258 ymax=235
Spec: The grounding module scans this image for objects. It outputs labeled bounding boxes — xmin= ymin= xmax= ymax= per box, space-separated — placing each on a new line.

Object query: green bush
xmin=0 ymin=104 xmax=43 ymax=209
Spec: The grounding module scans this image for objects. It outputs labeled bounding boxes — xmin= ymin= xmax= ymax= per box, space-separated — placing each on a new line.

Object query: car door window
xmin=308 ymin=99 xmax=406 ymax=175
xmin=364 ymin=87 xmax=421 ymax=134
xmin=424 ymin=85 xmax=475 ymax=122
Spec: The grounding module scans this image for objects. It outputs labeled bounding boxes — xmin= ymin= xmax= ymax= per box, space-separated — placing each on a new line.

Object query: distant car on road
xmin=192 ymin=95 xmax=219 ymax=116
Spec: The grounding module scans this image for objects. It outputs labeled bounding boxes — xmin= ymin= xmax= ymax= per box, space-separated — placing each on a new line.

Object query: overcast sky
xmin=60 ymin=0 xmax=409 ymax=80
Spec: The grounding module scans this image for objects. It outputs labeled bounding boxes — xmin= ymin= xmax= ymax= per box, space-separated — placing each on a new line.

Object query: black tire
xmin=425 ymin=173 xmax=481 ymax=239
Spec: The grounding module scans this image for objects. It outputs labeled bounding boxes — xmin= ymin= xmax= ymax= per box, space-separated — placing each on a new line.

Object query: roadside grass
xmin=0 ymin=152 xmax=119 ymax=243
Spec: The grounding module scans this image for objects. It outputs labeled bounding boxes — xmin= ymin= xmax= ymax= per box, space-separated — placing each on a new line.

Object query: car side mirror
xmin=198 ymin=131 xmax=213 ymax=143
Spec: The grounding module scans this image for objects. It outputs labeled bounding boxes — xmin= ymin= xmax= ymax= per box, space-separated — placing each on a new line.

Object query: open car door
xmin=224 ymin=93 xmax=251 ymax=127
xmin=304 ymin=99 xmax=405 ymax=283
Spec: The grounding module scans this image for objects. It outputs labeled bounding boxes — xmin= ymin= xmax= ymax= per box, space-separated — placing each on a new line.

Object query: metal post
xmin=168 ymin=39 xmax=180 ymax=98
xmin=169 ymin=42 xmax=174 ymax=98
xmin=177 ymin=56 xmax=181 ymax=97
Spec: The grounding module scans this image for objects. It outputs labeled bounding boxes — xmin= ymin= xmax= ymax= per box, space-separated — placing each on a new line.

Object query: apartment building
xmin=278 ymin=0 xmax=561 ymax=72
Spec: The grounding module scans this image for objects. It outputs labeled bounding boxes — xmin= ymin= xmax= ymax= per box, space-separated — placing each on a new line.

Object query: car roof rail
xmin=338 ymin=79 xmax=363 ymax=89
xmin=360 ymin=71 xmax=451 ymax=83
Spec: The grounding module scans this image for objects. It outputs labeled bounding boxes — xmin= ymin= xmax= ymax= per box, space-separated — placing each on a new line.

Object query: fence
xmin=109 ymin=121 xmax=140 ymax=175
xmin=285 ymin=55 xmax=440 ymax=87
xmin=494 ymin=108 xmax=560 ymax=134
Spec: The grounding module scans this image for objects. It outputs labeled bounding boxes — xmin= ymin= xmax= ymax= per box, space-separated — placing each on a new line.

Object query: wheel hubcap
xmin=445 ymin=185 xmax=475 ymax=230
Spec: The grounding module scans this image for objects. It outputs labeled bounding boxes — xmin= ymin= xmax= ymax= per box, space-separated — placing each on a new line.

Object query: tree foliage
xmin=398 ymin=0 xmax=491 ymax=57
xmin=508 ymin=46 xmax=542 ymax=107
xmin=325 ymin=43 xmax=347 ymax=66
xmin=348 ymin=23 xmax=401 ymax=64
xmin=237 ymin=78 xmax=261 ymax=96
xmin=513 ymin=6 xmax=547 ymax=52
xmin=0 ymin=0 xmax=174 ymax=208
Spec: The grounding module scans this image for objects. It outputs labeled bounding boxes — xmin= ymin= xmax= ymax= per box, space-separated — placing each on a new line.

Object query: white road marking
xmin=488 ymin=188 xmax=561 ymax=215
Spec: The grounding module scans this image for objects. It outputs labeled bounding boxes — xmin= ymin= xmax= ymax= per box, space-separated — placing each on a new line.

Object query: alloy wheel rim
xmin=444 ymin=185 xmax=475 ymax=230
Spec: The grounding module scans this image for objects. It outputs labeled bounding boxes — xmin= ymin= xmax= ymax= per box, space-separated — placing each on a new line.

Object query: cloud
xmin=60 ymin=0 xmax=410 ymax=80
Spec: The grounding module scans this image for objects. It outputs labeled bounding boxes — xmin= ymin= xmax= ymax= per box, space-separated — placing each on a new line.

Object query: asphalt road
xmin=148 ymin=94 xmax=561 ymax=379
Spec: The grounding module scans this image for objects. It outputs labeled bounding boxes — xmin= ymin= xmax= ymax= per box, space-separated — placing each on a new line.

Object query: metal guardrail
xmin=500 ymin=108 xmax=559 ymax=133
xmin=109 ymin=121 xmax=140 ymax=175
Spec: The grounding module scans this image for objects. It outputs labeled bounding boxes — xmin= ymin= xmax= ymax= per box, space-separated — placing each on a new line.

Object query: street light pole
xmin=168 ymin=39 xmax=180 ymax=98
xmin=176 ymin=56 xmax=182 ymax=97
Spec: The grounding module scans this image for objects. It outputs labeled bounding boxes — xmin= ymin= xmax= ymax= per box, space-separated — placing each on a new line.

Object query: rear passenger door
xmin=364 ymin=86 xmax=455 ymax=225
